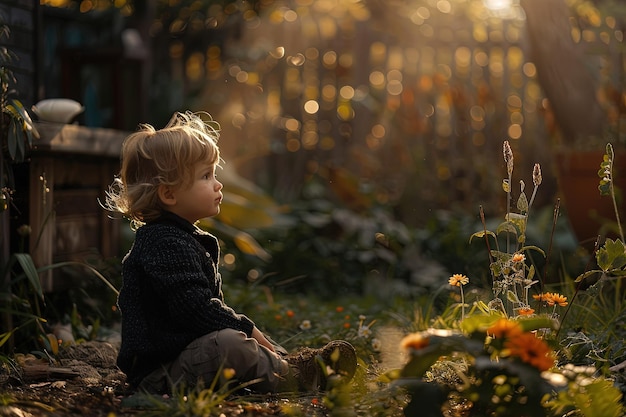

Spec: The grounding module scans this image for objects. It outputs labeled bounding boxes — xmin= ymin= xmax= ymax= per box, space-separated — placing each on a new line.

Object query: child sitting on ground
xmin=105 ymin=111 xmax=356 ymax=394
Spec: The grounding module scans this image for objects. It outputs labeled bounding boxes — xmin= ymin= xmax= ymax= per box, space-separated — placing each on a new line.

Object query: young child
xmin=105 ymin=111 xmax=356 ymax=394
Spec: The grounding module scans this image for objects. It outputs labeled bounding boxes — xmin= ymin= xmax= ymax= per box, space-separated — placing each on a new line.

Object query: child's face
xmin=168 ymin=162 xmax=223 ymax=223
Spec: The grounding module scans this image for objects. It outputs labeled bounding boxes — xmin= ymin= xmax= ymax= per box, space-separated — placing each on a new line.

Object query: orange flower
xmin=511 ymin=253 xmax=525 ymax=263
xmin=548 ymin=293 xmax=568 ymax=307
xmin=448 ymin=274 xmax=469 ymax=287
xmin=487 ymin=318 xmax=523 ymax=339
xmin=336 ymin=306 xmax=344 ymax=313
xmin=517 ymin=306 xmax=535 ymax=316
xmin=286 ymin=310 xmax=295 ymax=318
xmin=505 ymin=332 xmax=555 ymax=371
xmin=534 ymin=292 xmax=568 ymax=307
xmin=400 ymin=332 xmax=430 ymax=351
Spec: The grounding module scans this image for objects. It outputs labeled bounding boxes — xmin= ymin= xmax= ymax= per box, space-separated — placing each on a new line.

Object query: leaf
xmin=400 ymin=346 xmax=444 ymax=378
xmin=573 ymin=377 xmax=623 ymax=417
xmin=502 ymin=179 xmax=510 ymax=193
xmin=459 ymin=312 xmax=504 ymax=334
xmin=490 ymin=261 xmax=503 ymax=277
xmin=35 ymin=261 xmax=119 ymax=295
xmin=517 ymin=191 xmax=529 ymax=213
xmin=46 ymin=333 xmax=59 ymax=355
xmin=197 ymin=219 xmax=272 ymax=262
xmin=14 ymin=253 xmax=44 ymax=301
xmin=496 ymin=221 xmax=518 ymax=236
xmin=506 ymin=290 xmax=520 ymax=303
xmin=598 ymin=180 xmax=611 ymax=196
xmin=469 ymin=230 xmax=496 ymax=244
xmin=605 ymin=143 xmax=614 ymax=160
xmin=233 ymin=232 xmax=272 ymax=262
xmin=474 ymin=356 xmax=552 ymax=401
xmin=598 ymin=157 xmax=612 ymax=196
xmin=504 ymin=212 xmax=527 ymax=236
xmin=598 ymin=145 xmax=614 ymax=197
xmin=398 ymin=379 xmax=448 ymax=417
xmin=575 ymin=269 xmax=602 ymax=283
xmin=596 ymin=239 xmax=626 ymax=272
xmin=217 ymin=199 xmax=276 ymax=229
xmin=11 ymin=99 xmax=33 ymax=126
xmin=0 ymin=330 xmax=14 ymax=348
xmin=516 ymin=315 xmax=559 ymax=332
xmin=519 ymin=245 xmax=546 ymax=257
xmin=490 ymin=250 xmax=511 ymax=263
xmin=475 ymin=300 xmax=491 ymax=314
xmin=400 ymin=334 xmax=481 ymax=378
xmin=7 ymin=117 xmax=18 ymax=160
xmin=527 ymin=264 xmax=536 ymax=282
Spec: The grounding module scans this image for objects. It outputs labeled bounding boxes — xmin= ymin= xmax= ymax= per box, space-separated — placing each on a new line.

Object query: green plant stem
xmin=37 ymin=261 xmax=119 ymax=296
xmin=614 ymin=275 xmax=621 ymax=319
xmin=528 ymin=184 xmax=538 ymax=213
xmin=609 ymin=172 xmax=624 ymax=242
xmin=460 ymin=286 xmax=465 ymax=322
xmin=557 ymin=236 xmax=601 ymax=338
xmin=479 ymin=205 xmax=495 ymax=271
xmin=542 ymin=199 xmax=560 ymax=290
xmin=506 ymin=177 xmax=512 ymax=255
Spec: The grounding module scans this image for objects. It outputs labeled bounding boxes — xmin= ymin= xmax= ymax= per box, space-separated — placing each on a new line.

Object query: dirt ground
xmin=0 ymin=342 xmax=333 ymax=417
xmin=1 ymin=341 xmax=136 ymax=416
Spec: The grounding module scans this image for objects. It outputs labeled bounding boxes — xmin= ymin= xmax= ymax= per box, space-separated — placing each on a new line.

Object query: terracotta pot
xmin=554 ymin=149 xmax=626 ymax=246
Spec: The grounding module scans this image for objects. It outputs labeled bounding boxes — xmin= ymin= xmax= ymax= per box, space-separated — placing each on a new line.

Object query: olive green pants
xmin=137 ymin=328 xmax=290 ymax=394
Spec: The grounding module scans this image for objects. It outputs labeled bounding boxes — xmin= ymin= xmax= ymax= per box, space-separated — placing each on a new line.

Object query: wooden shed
xmin=28 ymin=122 xmax=127 ymax=292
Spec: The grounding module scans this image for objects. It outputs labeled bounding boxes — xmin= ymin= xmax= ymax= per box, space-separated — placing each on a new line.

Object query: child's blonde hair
xmin=106 ymin=111 xmax=221 ymax=229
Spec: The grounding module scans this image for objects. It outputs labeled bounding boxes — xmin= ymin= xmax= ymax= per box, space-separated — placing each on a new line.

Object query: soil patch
xmin=0 ymin=342 xmax=331 ymax=417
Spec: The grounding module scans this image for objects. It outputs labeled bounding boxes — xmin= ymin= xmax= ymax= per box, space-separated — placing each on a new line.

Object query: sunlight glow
xmin=483 ymin=0 xmax=513 ymax=11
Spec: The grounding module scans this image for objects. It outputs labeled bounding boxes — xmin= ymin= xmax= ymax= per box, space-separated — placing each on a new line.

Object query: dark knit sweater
xmin=116 ymin=211 xmax=255 ymax=388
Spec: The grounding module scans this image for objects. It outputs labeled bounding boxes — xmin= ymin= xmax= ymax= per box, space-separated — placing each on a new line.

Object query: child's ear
xmin=157 ymin=184 xmax=177 ymax=206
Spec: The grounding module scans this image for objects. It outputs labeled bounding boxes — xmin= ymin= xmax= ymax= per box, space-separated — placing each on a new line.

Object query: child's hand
xmin=251 ymin=326 xmax=276 ymax=353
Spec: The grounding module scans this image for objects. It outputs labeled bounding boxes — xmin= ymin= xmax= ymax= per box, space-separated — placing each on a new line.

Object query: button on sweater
xmin=116 ymin=211 xmax=255 ymax=388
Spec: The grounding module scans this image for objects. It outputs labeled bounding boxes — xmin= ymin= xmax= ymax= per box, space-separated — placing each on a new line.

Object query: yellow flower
xmin=448 ymin=274 xmax=469 ymax=287
xmin=400 ymin=332 xmax=430 ymax=351
xmin=511 ymin=253 xmax=525 ymax=263
xmin=222 ymin=368 xmax=236 ymax=380
xmin=487 ymin=318 xmax=522 ymax=339
xmin=505 ymin=332 xmax=555 ymax=371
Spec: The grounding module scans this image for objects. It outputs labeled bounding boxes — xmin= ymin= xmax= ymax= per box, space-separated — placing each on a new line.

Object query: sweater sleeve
xmin=141 ymin=233 xmax=255 ymax=337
